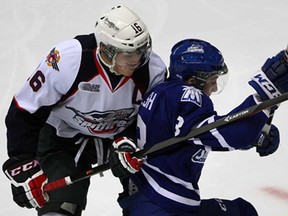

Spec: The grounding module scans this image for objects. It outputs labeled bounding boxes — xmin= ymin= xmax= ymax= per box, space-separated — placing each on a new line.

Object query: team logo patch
xmin=181 ymin=86 xmax=202 ymax=107
xmin=79 ymin=82 xmax=100 ymax=92
xmin=191 ymin=149 xmax=208 ymax=164
xmin=185 ymin=44 xmax=204 ymax=54
xmin=66 ymin=106 xmax=135 ymax=134
xmin=46 ymin=47 xmax=60 ymax=71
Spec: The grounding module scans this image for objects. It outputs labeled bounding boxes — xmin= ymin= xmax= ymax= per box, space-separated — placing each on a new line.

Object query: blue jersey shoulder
xmin=138 ymin=80 xmax=215 ymax=149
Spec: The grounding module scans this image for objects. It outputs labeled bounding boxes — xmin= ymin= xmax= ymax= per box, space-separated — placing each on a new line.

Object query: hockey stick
xmin=254 ymin=109 xmax=275 ymax=147
xmin=43 ymin=92 xmax=288 ymax=193
xmin=138 ymin=45 xmax=288 ymax=157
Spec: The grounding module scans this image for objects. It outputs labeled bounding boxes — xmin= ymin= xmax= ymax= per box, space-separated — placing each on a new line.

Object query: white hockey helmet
xmin=95 ymin=5 xmax=151 ymax=67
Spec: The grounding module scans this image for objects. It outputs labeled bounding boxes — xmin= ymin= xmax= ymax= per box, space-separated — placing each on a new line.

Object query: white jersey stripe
xmin=142 ymin=169 xmax=201 ymax=206
xmin=144 ymin=162 xmax=199 ymax=192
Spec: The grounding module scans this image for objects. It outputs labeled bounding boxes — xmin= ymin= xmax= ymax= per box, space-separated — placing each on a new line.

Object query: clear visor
xmin=213 ymin=72 xmax=228 ymax=94
xmin=112 ymin=42 xmax=152 ymax=74
xmin=100 ymin=40 xmax=152 ymax=76
xmin=197 ymin=65 xmax=228 ymax=80
xmin=117 ymin=41 xmax=152 ymax=56
xmin=196 ymin=68 xmax=228 ymax=95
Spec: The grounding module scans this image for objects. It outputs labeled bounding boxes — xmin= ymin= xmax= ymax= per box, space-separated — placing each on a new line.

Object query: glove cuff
xmin=2 ymin=154 xmax=36 ymax=176
xmin=249 ymin=70 xmax=281 ymax=101
xmin=112 ymin=136 xmax=137 ymax=152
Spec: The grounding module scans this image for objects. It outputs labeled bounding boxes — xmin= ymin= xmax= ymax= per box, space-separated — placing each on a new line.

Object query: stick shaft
xmin=43 ymin=92 xmax=288 ymax=193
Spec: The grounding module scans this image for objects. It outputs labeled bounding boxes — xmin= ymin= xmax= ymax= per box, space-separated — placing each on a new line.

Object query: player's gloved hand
xmin=109 ymin=137 xmax=143 ymax=179
xmin=2 ymin=154 xmax=48 ymax=208
xmin=249 ymin=49 xmax=288 ymax=101
xmin=254 ymin=124 xmax=280 ymax=157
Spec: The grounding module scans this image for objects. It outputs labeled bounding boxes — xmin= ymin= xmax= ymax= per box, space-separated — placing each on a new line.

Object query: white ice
xmin=0 ymin=0 xmax=288 ymax=215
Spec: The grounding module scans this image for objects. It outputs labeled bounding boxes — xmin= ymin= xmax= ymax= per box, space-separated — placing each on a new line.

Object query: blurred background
xmin=1 ymin=0 xmax=287 ymax=215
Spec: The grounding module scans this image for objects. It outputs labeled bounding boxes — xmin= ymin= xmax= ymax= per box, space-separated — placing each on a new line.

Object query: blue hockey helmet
xmin=169 ymin=39 xmax=228 ymax=91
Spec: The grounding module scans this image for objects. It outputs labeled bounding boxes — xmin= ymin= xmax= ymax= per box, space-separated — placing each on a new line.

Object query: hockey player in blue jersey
xmin=109 ymin=39 xmax=288 ymax=215
xmin=2 ymin=5 xmax=166 ymax=216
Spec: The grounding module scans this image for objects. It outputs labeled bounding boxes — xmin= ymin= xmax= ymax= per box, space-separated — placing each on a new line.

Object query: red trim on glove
xmin=124 ymin=153 xmax=143 ymax=171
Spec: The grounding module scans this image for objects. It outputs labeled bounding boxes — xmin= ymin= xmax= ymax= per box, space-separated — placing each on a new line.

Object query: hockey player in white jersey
xmin=109 ymin=39 xmax=288 ymax=215
xmin=2 ymin=5 xmax=166 ymax=216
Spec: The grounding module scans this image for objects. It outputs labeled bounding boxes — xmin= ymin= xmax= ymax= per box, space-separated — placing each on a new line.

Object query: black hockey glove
xmin=2 ymin=154 xmax=48 ymax=208
xmin=109 ymin=137 xmax=143 ymax=179
xmin=249 ymin=48 xmax=288 ymax=102
xmin=254 ymin=124 xmax=280 ymax=157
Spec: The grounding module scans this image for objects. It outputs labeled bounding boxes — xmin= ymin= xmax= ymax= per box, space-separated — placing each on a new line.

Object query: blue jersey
xmin=132 ymin=79 xmax=269 ymax=216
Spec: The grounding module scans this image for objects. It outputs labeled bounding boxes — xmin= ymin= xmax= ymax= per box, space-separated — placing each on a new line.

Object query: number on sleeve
xmin=29 ymin=70 xmax=45 ymax=92
xmin=175 ymin=116 xmax=184 ymax=136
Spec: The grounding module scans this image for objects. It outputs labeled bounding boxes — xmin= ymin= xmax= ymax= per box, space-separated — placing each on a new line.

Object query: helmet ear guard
xmin=169 ymin=38 xmax=228 ymax=91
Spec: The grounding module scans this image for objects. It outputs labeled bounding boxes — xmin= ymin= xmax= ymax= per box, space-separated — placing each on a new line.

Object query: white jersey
xmin=6 ymin=33 xmax=166 ymax=155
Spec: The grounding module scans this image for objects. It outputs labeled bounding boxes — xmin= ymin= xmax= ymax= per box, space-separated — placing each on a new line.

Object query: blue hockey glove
xmin=2 ymin=154 xmax=48 ymax=208
xmin=255 ymin=124 xmax=280 ymax=157
xmin=249 ymin=50 xmax=288 ymax=101
xmin=109 ymin=137 xmax=143 ymax=179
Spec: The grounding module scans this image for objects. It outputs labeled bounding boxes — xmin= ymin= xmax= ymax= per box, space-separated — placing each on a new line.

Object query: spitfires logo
xmin=66 ymin=106 xmax=135 ymax=134
xmin=46 ymin=47 xmax=60 ymax=71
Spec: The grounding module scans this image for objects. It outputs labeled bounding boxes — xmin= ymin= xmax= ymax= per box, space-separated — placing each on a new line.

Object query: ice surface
xmin=1 ymin=0 xmax=288 ymax=215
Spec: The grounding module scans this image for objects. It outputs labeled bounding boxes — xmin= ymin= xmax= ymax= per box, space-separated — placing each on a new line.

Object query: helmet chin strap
xmin=96 ymin=48 xmax=122 ymax=76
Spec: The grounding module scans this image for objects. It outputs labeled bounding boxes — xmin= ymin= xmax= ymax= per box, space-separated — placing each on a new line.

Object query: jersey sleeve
xmin=146 ymin=51 xmax=167 ymax=92
xmin=15 ymin=39 xmax=82 ymax=112
xmin=138 ymin=82 xmax=269 ymax=152
xmin=187 ymin=94 xmax=269 ymax=150
xmin=5 ymin=39 xmax=82 ymax=156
